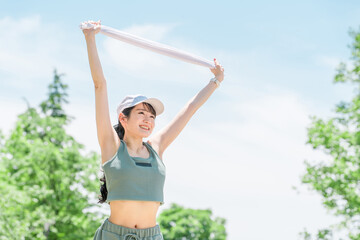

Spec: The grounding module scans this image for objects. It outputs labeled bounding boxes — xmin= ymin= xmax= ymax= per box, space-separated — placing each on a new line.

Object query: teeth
xmin=140 ymin=125 xmax=149 ymax=130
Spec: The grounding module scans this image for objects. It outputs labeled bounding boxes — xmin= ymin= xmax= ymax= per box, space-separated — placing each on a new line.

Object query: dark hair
xmin=98 ymin=102 xmax=157 ymax=204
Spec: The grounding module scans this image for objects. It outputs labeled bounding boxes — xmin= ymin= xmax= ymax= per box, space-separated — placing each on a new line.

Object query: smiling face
xmin=119 ymin=102 xmax=156 ymax=139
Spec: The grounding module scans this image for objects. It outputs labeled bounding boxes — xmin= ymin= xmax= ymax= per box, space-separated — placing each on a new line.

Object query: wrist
xmin=85 ymin=35 xmax=96 ymax=43
xmin=210 ymin=77 xmax=221 ymax=88
xmin=215 ymin=74 xmax=224 ymax=82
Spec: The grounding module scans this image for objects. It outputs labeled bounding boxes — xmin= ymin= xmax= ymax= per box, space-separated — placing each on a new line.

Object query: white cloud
xmin=0 ymin=15 xmax=41 ymax=34
xmin=0 ymin=15 xmax=45 ymax=84
xmin=159 ymin=88 xmax=343 ymax=239
xmin=0 ymin=15 xmax=89 ymax=91
xmin=0 ymin=97 xmax=28 ymax=136
xmin=121 ymin=23 xmax=179 ymax=41
xmin=315 ymin=55 xmax=342 ymax=69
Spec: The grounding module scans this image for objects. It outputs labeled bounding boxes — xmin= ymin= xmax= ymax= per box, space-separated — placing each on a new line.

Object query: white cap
xmin=116 ymin=94 xmax=164 ymax=118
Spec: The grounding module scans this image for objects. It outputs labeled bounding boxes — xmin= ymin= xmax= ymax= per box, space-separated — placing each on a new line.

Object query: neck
xmin=123 ymin=135 xmax=144 ymax=153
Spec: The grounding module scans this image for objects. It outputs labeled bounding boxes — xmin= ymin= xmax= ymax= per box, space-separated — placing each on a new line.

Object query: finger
xmin=214 ymin=58 xmax=221 ymax=68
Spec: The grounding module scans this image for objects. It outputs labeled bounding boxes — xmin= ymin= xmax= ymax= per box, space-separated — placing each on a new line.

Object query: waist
xmin=108 ymin=200 xmax=160 ymax=229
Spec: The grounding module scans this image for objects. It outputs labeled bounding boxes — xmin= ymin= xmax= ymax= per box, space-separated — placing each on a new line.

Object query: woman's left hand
xmin=210 ymin=58 xmax=224 ymax=82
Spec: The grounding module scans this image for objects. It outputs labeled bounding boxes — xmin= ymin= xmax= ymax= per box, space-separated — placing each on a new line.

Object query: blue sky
xmin=1 ymin=1 xmax=360 ymax=239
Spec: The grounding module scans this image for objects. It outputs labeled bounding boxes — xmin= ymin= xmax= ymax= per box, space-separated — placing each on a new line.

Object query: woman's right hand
xmin=82 ymin=20 xmax=101 ymax=38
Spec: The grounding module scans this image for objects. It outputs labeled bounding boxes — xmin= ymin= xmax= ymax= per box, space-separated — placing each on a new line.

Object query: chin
xmin=140 ymin=131 xmax=152 ymax=138
xmin=144 ymin=132 xmax=152 ymax=137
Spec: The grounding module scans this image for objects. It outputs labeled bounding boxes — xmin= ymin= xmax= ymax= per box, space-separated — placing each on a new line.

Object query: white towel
xmin=80 ymin=22 xmax=215 ymax=69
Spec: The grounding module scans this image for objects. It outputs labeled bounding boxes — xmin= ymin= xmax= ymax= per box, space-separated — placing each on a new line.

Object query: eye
xmin=151 ymin=116 xmax=155 ymax=119
xmin=139 ymin=112 xmax=144 ymax=114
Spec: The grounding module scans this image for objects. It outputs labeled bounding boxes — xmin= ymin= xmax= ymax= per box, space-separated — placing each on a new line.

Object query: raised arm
xmin=82 ymin=21 xmax=120 ymax=163
xmin=149 ymin=59 xmax=224 ymax=158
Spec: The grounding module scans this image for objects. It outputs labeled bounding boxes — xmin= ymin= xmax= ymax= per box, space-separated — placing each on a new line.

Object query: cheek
xmin=133 ymin=114 xmax=142 ymax=122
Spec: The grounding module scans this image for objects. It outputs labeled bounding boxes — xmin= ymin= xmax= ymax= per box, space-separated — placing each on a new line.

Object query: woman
xmin=82 ymin=20 xmax=224 ymax=240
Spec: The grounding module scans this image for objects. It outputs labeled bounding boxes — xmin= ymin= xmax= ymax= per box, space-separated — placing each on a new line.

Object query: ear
xmin=118 ymin=113 xmax=127 ymax=123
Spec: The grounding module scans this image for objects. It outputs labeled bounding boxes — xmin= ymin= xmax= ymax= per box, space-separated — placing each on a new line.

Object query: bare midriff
xmin=108 ymin=200 xmax=161 ymax=229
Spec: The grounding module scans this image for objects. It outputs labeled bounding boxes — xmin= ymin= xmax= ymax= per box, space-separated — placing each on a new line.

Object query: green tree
xmin=0 ymin=70 xmax=105 ymax=239
xmin=158 ymin=203 xmax=227 ymax=240
xmin=298 ymin=29 xmax=360 ymax=240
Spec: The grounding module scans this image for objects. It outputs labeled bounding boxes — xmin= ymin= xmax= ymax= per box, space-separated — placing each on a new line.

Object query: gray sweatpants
xmin=93 ymin=218 xmax=164 ymax=240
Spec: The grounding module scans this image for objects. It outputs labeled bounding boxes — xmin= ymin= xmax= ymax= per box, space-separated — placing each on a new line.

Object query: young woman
xmin=82 ymin=20 xmax=224 ymax=240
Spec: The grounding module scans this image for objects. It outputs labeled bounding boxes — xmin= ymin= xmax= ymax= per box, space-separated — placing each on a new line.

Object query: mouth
xmin=139 ymin=125 xmax=150 ymax=131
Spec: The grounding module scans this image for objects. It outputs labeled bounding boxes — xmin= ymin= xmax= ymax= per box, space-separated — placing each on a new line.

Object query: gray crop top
xmin=102 ymin=139 xmax=166 ymax=205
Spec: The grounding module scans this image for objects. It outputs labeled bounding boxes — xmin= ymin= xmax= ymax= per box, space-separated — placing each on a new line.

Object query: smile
xmin=139 ymin=125 xmax=150 ymax=130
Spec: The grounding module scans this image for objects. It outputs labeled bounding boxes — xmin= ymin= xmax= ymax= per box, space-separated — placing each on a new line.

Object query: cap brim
xmin=142 ymin=98 xmax=164 ymax=116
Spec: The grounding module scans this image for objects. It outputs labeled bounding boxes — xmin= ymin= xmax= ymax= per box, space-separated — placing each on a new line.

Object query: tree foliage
xmin=0 ymin=70 xmax=105 ymax=239
xmin=157 ymin=203 xmax=227 ymax=240
xmin=299 ymin=29 xmax=360 ymax=240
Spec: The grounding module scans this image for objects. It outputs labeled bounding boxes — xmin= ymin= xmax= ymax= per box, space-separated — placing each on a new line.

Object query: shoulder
xmin=101 ymin=138 xmax=122 ymax=165
xmin=146 ymin=140 xmax=164 ymax=161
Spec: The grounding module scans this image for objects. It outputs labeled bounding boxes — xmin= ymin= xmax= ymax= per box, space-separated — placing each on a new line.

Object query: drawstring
xmin=123 ymin=232 xmax=140 ymax=240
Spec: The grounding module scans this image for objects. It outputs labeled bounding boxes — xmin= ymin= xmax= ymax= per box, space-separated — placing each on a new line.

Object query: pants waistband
xmin=101 ymin=218 xmax=161 ymax=238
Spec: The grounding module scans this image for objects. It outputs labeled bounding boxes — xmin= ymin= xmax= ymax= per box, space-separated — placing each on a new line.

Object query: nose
xmin=143 ymin=117 xmax=151 ymax=125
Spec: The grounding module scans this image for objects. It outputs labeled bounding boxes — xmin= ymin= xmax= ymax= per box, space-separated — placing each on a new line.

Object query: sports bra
xmin=101 ymin=139 xmax=166 ymax=205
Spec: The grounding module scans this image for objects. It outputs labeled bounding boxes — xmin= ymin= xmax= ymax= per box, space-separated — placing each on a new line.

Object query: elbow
xmin=187 ymin=102 xmax=199 ymax=113
xmin=94 ymin=81 xmax=106 ymax=89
